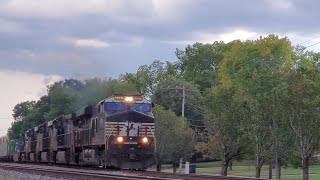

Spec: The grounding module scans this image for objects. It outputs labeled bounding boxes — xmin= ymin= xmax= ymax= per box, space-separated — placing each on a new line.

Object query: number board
xmin=114 ymin=95 xmax=142 ymax=101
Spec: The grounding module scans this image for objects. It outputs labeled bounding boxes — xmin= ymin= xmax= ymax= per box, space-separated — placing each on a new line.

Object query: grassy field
xmin=151 ymin=161 xmax=320 ymax=180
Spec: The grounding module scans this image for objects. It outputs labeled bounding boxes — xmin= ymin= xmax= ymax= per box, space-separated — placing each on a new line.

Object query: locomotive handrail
xmin=55 ymin=128 xmax=91 ymax=137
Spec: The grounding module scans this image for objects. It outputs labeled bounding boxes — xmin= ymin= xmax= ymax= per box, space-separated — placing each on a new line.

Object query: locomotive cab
xmin=103 ymin=94 xmax=155 ymax=169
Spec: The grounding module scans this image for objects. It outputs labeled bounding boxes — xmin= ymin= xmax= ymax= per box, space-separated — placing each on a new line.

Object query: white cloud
xmin=0 ymin=70 xmax=62 ymax=137
xmin=0 ymin=0 xmax=186 ymax=26
xmin=0 ymin=0 xmax=111 ymax=18
xmin=15 ymin=49 xmax=36 ymax=58
xmin=74 ymin=39 xmax=110 ymax=48
xmin=0 ymin=18 xmax=22 ymax=33
xmin=101 ymin=31 xmax=145 ymax=47
xmin=62 ymin=37 xmax=111 ymax=48
xmin=163 ymin=29 xmax=320 ymax=52
xmin=279 ymin=32 xmax=320 ymax=51
xmin=127 ymin=37 xmax=144 ymax=47
xmin=151 ymin=0 xmax=189 ymax=23
xmin=195 ymin=29 xmax=258 ymax=43
xmin=162 ymin=29 xmax=259 ymax=45
xmin=160 ymin=40 xmax=193 ymax=45
xmin=264 ymin=0 xmax=295 ymax=12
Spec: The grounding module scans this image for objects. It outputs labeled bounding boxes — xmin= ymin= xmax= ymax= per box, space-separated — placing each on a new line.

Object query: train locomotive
xmin=2 ymin=94 xmax=155 ymax=170
xmin=0 ymin=137 xmax=16 ymax=162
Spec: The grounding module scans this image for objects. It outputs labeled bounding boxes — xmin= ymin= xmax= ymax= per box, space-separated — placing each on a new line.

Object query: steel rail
xmin=0 ymin=163 xmax=169 ymax=180
xmin=0 ymin=163 xmax=267 ymax=180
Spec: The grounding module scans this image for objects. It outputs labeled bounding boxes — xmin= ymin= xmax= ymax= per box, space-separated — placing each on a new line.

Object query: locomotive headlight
xmin=117 ymin=136 xmax=124 ymax=143
xmin=142 ymin=137 xmax=148 ymax=143
xmin=125 ymin=96 xmax=133 ymax=102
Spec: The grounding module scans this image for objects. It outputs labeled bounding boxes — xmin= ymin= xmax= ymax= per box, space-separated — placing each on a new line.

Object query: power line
xmin=157 ymin=87 xmax=206 ymax=116
xmin=175 ymin=90 xmax=206 ymax=114
xmin=188 ymin=123 xmax=207 ymax=128
xmin=160 ymin=86 xmax=186 ymax=117
xmin=185 ymin=101 xmax=205 ymax=115
xmin=299 ymin=34 xmax=320 ymax=45
xmin=306 ymin=41 xmax=320 ymax=49
xmin=156 ymin=87 xmax=208 ymax=129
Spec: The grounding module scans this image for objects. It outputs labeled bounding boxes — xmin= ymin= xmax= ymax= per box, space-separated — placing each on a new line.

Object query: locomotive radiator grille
xmin=138 ymin=123 xmax=155 ymax=137
xmin=105 ymin=122 xmax=154 ymax=137
xmin=105 ymin=122 xmax=126 ymax=138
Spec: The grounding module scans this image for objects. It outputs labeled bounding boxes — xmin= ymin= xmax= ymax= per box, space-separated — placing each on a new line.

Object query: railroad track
xmin=0 ymin=163 xmax=267 ymax=180
xmin=0 ymin=163 xmax=168 ymax=180
xmin=141 ymin=171 xmax=267 ymax=180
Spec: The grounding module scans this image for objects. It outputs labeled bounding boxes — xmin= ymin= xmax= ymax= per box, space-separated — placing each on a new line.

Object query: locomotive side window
xmin=98 ymin=104 xmax=104 ymax=113
xmin=95 ymin=119 xmax=99 ymax=132
xmin=91 ymin=119 xmax=96 ymax=131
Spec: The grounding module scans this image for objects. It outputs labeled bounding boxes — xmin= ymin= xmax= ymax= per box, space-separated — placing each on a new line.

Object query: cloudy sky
xmin=1 ymin=0 xmax=320 ymax=136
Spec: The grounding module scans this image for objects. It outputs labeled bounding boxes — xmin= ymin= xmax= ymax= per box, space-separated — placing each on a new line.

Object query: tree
xmin=44 ymin=81 xmax=80 ymax=120
xmin=101 ymin=79 xmax=138 ymax=97
xmin=153 ymin=76 xmax=204 ymax=128
xmin=176 ymin=42 xmax=227 ymax=91
xmin=205 ymin=86 xmax=250 ymax=176
xmin=12 ymin=101 xmax=36 ymax=121
xmin=121 ymin=60 xmax=166 ymax=96
xmin=218 ymin=35 xmax=294 ymax=179
xmin=7 ymin=120 xmax=23 ymax=139
xmin=153 ymin=105 xmax=195 ymax=172
xmin=9 ymin=96 xmax=50 ymax=139
xmin=63 ymin=79 xmax=85 ymax=91
xmin=286 ymin=48 xmax=320 ymax=180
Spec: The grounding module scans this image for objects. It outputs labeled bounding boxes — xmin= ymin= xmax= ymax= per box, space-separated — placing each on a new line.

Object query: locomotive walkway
xmin=0 ymin=163 xmax=267 ymax=180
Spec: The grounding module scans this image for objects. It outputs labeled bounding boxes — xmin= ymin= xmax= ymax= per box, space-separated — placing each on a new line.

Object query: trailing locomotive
xmin=0 ymin=136 xmax=16 ymax=162
xmin=6 ymin=94 xmax=155 ymax=170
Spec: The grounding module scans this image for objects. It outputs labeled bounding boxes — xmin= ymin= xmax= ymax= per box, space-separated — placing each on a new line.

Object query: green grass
xmin=149 ymin=161 xmax=320 ymax=180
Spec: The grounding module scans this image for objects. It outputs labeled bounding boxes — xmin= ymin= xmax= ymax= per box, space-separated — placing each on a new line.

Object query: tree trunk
xmin=302 ymin=158 xmax=309 ymax=180
xmin=220 ymin=158 xmax=230 ymax=176
xmin=268 ymin=161 xmax=273 ymax=179
xmin=275 ymin=157 xmax=281 ymax=180
xmin=156 ymin=163 xmax=161 ymax=172
xmin=229 ymin=160 xmax=233 ymax=171
xmin=255 ymin=155 xmax=263 ymax=178
xmin=255 ymin=165 xmax=261 ymax=178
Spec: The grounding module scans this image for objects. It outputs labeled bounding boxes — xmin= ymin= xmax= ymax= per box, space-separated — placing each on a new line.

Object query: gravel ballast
xmin=0 ymin=168 xmax=67 ymax=180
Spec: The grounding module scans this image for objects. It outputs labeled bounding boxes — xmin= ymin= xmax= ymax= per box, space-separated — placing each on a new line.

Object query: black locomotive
xmin=13 ymin=94 xmax=155 ymax=170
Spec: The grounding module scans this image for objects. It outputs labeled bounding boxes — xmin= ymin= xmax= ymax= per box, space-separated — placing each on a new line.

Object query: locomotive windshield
xmin=131 ymin=103 xmax=151 ymax=112
xmin=104 ymin=102 xmax=151 ymax=112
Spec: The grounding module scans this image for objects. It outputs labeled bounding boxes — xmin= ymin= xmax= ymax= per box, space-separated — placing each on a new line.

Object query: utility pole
xmin=182 ymin=86 xmax=185 ymax=117
xmin=161 ymin=86 xmax=185 ymax=173
xmin=179 ymin=86 xmax=185 ymax=173
xmin=161 ymin=86 xmax=185 ymax=117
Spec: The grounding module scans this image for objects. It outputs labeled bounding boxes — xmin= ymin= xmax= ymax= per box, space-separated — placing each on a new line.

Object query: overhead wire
xmin=305 ymin=41 xmax=320 ymax=49
xmin=175 ymin=92 xmax=208 ymax=128
xmin=298 ymin=34 xmax=320 ymax=45
xmin=155 ymin=88 xmax=209 ymax=128
xmin=185 ymin=101 xmax=205 ymax=115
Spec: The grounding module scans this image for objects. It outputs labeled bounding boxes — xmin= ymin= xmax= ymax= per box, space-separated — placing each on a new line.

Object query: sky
xmin=1 ymin=0 xmax=320 ymax=136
